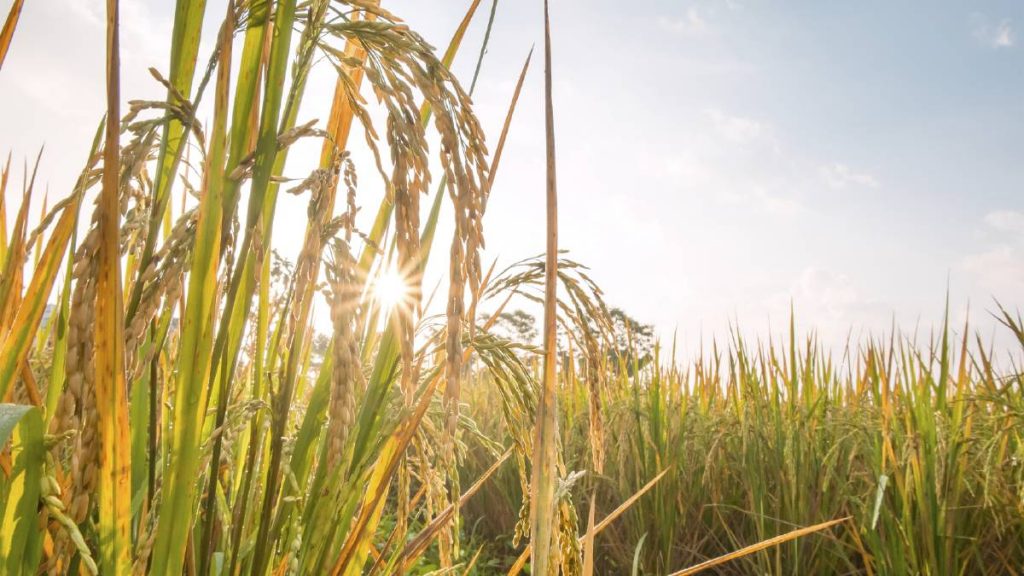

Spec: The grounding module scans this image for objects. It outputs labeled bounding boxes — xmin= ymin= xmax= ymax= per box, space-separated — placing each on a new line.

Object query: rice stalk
xmin=529 ymin=2 xmax=561 ymax=573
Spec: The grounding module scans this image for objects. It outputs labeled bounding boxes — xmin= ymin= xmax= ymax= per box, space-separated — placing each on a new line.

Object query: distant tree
xmin=560 ymin=305 xmax=655 ymax=375
xmin=607 ymin=307 xmax=655 ymax=370
xmin=308 ymin=333 xmax=331 ymax=370
xmin=311 ymin=333 xmax=330 ymax=357
xmin=486 ymin=309 xmax=538 ymax=344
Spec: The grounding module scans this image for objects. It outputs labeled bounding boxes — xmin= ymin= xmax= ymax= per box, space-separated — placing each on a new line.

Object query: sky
xmin=1 ymin=0 xmax=1022 ymax=360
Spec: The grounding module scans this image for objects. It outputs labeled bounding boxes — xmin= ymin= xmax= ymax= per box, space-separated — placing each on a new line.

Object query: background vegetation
xmin=464 ymin=303 xmax=1024 ymax=574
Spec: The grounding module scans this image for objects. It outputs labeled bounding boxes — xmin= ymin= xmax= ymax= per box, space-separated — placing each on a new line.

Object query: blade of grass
xmin=485 ymin=47 xmax=532 ymax=199
xmin=93 ymin=0 xmax=131 ymax=572
xmin=582 ymin=492 xmax=597 ymax=576
xmin=0 ymin=154 xmax=9 ymax=268
xmin=530 ymin=1 xmax=560 ymax=573
xmin=0 ymin=0 xmax=24 ymax=70
xmin=668 ymin=517 xmax=849 ymax=576
xmin=0 ymin=194 xmax=78 ymax=401
xmin=190 ymin=3 xmax=235 ymax=573
xmin=0 ymin=150 xmax=42 ymax=330
xmin=209 ymin=6 xmax=275 ymax=571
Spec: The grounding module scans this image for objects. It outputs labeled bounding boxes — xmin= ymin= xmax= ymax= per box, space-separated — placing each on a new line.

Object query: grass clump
xmin=461 ymin=304 xmax=1024 ymax=574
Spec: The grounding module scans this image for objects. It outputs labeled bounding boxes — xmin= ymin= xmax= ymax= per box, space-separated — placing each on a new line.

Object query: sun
xmin=373 ymin=266 xmax=411 ymax=315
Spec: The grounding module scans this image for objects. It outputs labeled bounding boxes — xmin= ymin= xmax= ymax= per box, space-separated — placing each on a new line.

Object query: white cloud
xmin=959 ymin=212 xmax=1024 ymax=310
xmin=654 ymin=109 xmax=819 ymax=217
xmin=705 ymin=108 xmax=762 ymax=144
xmin=962 ymin=245 xmax=1024 ymax=297
xmin=972 ymin=14 xmax=1015 ymax=49
xmin=752 ymin=187 xmax=803 ymax=216
xmin=759 ymin=267 xmax=899 ymax=348
xmin=65 ymin=0 xmax=103 ymax=26
xmin=770 ymin=267 xmax=860 ymax=320
xmin=658 ymin=8 xmax=709 ymax=36
xmin=984 ymin=210 xmax=1024 ymax=235
xmin=720 ymin=0 xmax=742 ymax=12
xmin=993 ymin=21 xmax=1015 ymax=47
xmin=819 ymin=162 xmax=880 ymax=189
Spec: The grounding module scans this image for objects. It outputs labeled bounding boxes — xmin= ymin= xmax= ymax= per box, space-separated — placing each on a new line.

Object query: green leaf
xmin=0 ymin=188 xmax=77 ymax=401
xmin=631 ymin=533 xmax=648 ymax=576
xmin=0 ymin=404 xmax=44 ymax=575
xmin=0 ymin=403 xmax=32 ymax=449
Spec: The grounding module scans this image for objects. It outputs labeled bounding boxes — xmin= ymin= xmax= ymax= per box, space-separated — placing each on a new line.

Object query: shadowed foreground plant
xmin=0 ymin=0 xmax=533 ymax=574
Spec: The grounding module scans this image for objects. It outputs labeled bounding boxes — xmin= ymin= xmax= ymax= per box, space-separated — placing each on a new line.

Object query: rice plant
xmin=0 ymin=0 xmax=551 ymax=573
xmin=2 ymin=1 xmax=1023 ymax=575
xmin=461 ymin=305 xmax=1024 ymax=574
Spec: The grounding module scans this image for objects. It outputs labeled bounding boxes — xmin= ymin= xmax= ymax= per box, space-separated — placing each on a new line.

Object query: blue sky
xmin=1 ymin=0 xmax=1022 ymax=357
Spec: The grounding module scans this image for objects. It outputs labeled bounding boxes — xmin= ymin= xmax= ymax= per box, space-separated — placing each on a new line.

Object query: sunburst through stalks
xmin=372 ymin=264 xmax=416 ymax=317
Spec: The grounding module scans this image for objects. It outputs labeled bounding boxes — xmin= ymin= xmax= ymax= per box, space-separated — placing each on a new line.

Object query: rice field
xmin=1 ymin=1 xmax=1022 ymax=575
xmin=461 ymin=308 xmax=1024 ymax=574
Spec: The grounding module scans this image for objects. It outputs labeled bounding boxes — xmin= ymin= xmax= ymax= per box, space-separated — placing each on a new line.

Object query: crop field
xmin=0 ymin=1 xmax=1022 ymax=575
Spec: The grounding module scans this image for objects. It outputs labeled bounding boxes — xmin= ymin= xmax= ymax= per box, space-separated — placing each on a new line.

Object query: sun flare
xmin=373 ymin=266 xmax=410 ymax=314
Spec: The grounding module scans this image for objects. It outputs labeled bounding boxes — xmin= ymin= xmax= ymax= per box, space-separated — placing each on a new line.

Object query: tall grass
xmin=2 ymin=1 xmax=1023 ymax=575
xmin=462 ymin=306 xmax=1024 ymax=574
